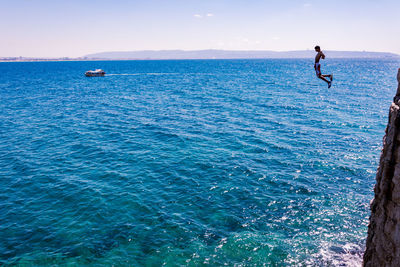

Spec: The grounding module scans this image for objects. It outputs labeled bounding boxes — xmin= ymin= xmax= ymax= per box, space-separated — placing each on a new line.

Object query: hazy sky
xmin=1 ymin=0 xmax=399 ymax=57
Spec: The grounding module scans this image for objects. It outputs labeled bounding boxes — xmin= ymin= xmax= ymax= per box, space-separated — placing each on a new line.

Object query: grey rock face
xmin=364 ymin=69 xmax=400 ymax=266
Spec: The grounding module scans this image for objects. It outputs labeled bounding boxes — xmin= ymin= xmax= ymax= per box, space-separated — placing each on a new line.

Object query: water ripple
xmin=0 ymin=59 xmax=399 ymax=265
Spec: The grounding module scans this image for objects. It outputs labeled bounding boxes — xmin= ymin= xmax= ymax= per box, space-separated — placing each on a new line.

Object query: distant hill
xmin=84 ymin=49 xmax=400 ymax=60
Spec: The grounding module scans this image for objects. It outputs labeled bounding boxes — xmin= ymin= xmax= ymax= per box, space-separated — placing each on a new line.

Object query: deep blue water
xmin=0 ymin=59 xmax=399 ymax=266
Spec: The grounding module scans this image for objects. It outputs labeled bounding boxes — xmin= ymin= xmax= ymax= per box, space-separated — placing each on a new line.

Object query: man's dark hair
xmin=315 ymin=45 xmax=320 ymax=50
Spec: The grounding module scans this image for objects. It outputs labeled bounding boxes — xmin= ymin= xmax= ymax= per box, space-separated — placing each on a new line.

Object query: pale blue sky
xmin=1 ymin=0 xmax=399 ymax=57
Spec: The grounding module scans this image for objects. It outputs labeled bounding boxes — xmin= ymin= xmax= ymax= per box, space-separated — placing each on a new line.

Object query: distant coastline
xmin=1 ymin=49 xmax=399 ymax=62
xmin=0 ymin=57 xmax=90 ymax=63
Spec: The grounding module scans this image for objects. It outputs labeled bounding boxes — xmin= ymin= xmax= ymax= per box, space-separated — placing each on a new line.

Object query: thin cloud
xmin=194 ymin=13 xmax=214 ymax=19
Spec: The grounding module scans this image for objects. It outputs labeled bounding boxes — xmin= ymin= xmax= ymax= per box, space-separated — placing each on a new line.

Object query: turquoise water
xmin=0 ymin=59 xmax=399 ymax=266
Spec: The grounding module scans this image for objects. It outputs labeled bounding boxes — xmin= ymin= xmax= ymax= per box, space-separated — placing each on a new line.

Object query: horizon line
xmin=1 ymin=49 xmax=400 ymax=59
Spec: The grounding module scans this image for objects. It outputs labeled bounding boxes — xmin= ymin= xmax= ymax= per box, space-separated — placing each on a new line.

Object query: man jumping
xmin=314 ymin=45 xmax=333 ymax=88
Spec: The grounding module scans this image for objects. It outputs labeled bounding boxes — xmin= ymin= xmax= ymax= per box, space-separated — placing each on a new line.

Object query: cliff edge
xmin=364 ymin=69 xmax=400 ymax=266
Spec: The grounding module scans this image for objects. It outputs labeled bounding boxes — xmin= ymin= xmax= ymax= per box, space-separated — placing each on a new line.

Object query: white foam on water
xmin=309 ymin=241 xmax=363 ymax=266
xmin=106 ymin=73 xmax=181 ymax=76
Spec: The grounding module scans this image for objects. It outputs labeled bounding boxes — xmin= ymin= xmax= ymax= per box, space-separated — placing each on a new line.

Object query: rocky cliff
xmin=364 ymin=69 xmax=400 ymax=266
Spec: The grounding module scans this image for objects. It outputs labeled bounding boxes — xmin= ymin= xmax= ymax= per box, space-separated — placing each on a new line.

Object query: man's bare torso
xmin=315 ymin=51 xmax=325 ymax=63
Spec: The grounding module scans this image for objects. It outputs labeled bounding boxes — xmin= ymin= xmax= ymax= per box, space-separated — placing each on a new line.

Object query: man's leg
xmin=321 ymin=74 xmax=332 ymax=80
xmin=318 ymin=75 xmax=330 ymax=83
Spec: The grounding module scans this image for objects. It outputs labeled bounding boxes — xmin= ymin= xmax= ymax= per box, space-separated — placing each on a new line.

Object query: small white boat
xmin=85 ymin=69 xmax=105 ymax=77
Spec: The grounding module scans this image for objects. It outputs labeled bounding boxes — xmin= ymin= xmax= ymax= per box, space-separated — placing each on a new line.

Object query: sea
xmin=1 ymin=58 xmax=399 ymax=266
